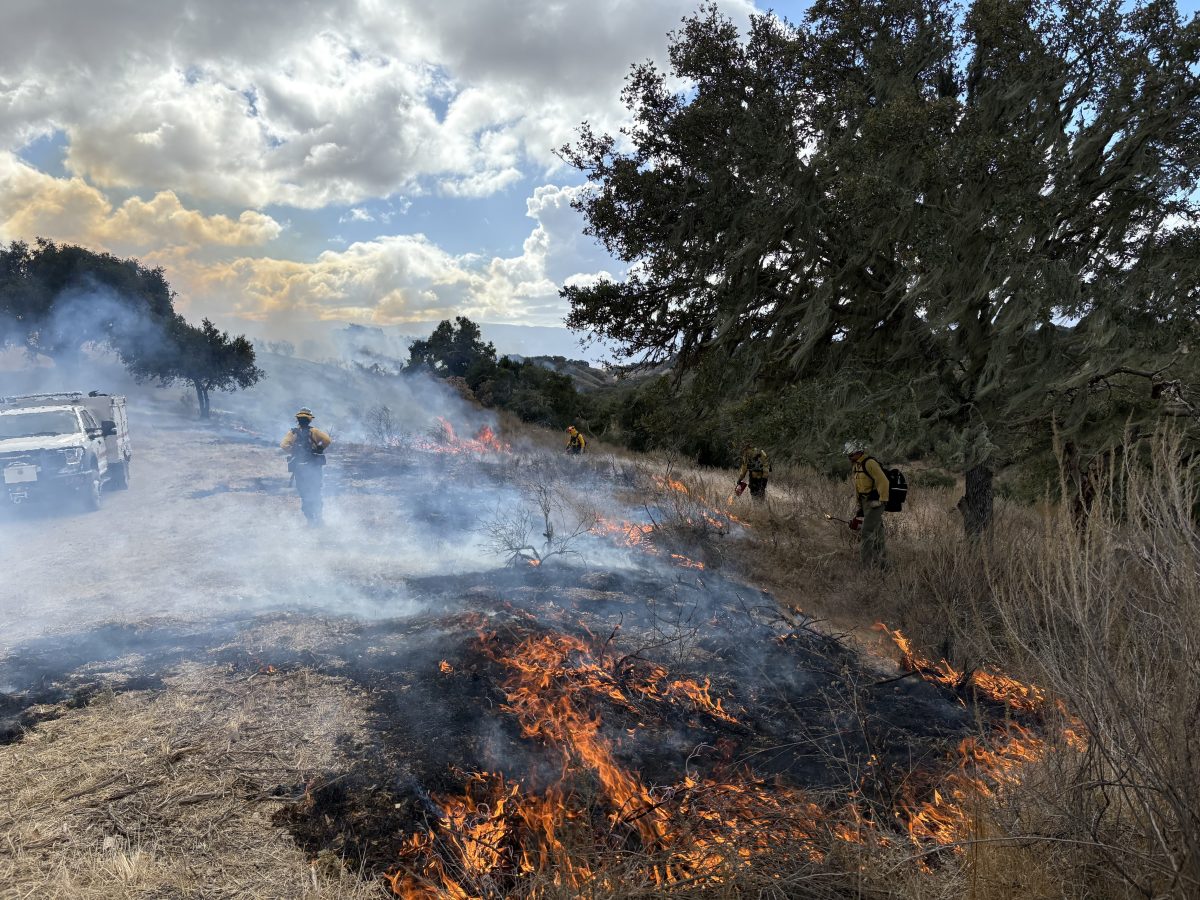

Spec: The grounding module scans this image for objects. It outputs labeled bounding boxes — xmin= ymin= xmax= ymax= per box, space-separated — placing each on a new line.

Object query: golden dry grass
xmin=623 ymin=437 xmax=1200 ymax=899
xmin=0 ymin=661 xmax=385 ymax=899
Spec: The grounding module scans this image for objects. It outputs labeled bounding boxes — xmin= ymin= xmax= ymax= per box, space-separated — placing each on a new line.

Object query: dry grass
xmin=0 ymin=662 xmax=384 ymax=899
xmin=609 ymin=434 xmax=1200 ymax=899
xmin=8 ymin=417 xmax=1196 ymax=898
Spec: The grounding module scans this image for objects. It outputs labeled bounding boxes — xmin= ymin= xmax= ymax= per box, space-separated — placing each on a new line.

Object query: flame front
xmin=873 ymin=624 xmax=1088 ymax=846
xmin=413 ymin=417 xmax=512 ymax=456
xmin=386 ymin=633 xmax=830 ymax=896
xmin=388 ymin=628 xmax=1079 ymax=896
xmin=875 ymin=623 xmax=1048 ymax=712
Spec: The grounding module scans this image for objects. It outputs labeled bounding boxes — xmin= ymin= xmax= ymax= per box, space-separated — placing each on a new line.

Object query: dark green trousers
xmin=861 ymin=505 xmax=887 ymax=569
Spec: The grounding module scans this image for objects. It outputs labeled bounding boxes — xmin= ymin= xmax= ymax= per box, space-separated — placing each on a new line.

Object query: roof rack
xmin=1 ymin=392 xmax=87 ymax=405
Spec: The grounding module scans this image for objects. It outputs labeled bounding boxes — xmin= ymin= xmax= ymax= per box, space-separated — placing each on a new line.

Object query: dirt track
xmin=0 ymin=410 xmax=480 ymax=647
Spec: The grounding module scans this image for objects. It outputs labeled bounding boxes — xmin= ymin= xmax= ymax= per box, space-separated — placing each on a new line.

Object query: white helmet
xmin=843 ymin=439 xmax=866 ymax=455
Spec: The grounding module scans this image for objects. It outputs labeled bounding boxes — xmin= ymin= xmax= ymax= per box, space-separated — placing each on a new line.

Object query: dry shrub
xmin=873 ymin=434 xmax=1200 ymax=898
xmin=482 ymin=424 xmax=1199 ymax=896
xmin=484 ymin=475 xmax=598 ymax=566
xmin=975 ymin=435 xmax=1200 ymax=898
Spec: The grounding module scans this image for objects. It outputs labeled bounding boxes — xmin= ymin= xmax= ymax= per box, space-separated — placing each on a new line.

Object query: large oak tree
xmin=563 ymin=0 xmax=1200 ymax=531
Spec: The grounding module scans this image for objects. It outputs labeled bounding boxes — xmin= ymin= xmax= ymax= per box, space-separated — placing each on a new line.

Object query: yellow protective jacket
xmin=738 ymin=448 xmax=770 ymax=481
xmin=567 ymin=432 xmax=586 ymax=452
xmin=281 ymin=426 xmax=332 ymax=453
xmin=853 ymin=456 xmax=890 ymax=505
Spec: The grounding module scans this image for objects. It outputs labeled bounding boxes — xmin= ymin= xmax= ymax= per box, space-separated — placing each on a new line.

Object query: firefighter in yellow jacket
xmin=737 ymin=443 xmax=770 ymax=502
xmin=566 ymin=425 xmax=586 ymax=455
xmin=846 ymin=441 xmax=888 ymax=569
xmin=281 ymin=408 xmax=332 ymax=525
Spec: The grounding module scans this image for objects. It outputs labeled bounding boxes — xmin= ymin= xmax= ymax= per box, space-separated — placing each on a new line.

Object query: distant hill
xmin=324 ymin=322 xmax=615 ymax=367
xmin=519 ymin=356 xmax=615 ymax=392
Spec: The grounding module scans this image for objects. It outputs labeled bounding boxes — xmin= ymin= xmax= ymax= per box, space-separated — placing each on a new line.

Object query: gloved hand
xmin=849 ymin=516 xmax=863 ymax=532
xmin=867 ymin=499 xmax=883 ymax=509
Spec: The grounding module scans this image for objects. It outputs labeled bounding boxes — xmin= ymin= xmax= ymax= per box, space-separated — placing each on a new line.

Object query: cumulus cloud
xmin=339 ymin=207 xmax=375 ymax=224
xmin=176 ymin=182 xmax=604 ymax=331
xmin=0 ymin=153 xmax=282 ymax=251
xmin=0 ymin=0 xmax=769 ymax=334
xmin=0 ymin=0 xmax=756 ymax=208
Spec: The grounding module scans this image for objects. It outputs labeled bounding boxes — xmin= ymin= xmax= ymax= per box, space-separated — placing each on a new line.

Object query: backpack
xmin=747 ymin=450 xmax=768 ymax=476
xmin=291 ymin=427 xmax=327 ymax=466
xmin=863 ymin=457 xmax=908 ymax=512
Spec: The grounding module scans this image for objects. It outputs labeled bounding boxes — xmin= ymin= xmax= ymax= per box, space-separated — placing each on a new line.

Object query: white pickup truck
xmin=0 ymin=392 xmax=132 ymax=511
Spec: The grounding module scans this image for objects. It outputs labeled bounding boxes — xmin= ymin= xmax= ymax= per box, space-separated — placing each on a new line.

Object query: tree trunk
xmin=961 ymin=464 xmax=994 ymax=537
xmin=194 ymin=382 xmax=210 ymax=419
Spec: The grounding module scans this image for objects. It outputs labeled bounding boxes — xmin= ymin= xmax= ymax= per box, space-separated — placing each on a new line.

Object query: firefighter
xmin=566 ymin=425 xmax=586 ymax=455
xmin=846 ymin=441 xmax=888 ymax=569
xmin=281 ymin=408 xmax=332 ymax=525
xmin=736 ymin=443 xmax=770 ymax=502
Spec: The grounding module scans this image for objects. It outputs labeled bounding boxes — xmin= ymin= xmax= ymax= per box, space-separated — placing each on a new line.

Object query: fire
xmin=872 ymin=625 xmax=1089 ymax=846
xmin=874 ymin=624 xmax=1048 ymax=712
xmin=591 ymin=517 xmax=707 ymax=570
xmin=583 ymin=472 xmax=756 ymax=570
xmin=438 ymin=660 xmax=453 ymax=675
xmin=386 ymin=632 xmax=834 ymax=896
xmin=898 ymin=723 xmax=1050 ymax=847
xmin=388 ymin=628 xmax=1081 ymax=895
xmin=652 ymin=474 xmax=748 ymax=528
xmin=414 ymin=417 xmax=511 ymax=456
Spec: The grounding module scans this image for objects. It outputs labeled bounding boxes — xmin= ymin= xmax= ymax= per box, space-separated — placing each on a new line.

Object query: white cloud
xmin=177 ymin=182 xmax=610 ymax=330
xmin=0 ymin=152 xmax=282 ymax=251
xmin=339 ymin=207 xmax=375 ymax=224
xmin=0 ymin=0 xmax=756 ymax=207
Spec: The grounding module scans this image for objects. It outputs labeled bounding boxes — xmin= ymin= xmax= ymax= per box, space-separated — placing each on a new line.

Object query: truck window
xmin=0 ymin=410 xmax=82 ymax=439
xmin=80 ymin=410 xmax=99 ymax=431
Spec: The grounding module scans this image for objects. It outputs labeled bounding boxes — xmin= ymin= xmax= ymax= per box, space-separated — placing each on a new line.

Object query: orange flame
xmin=385 ymin=633 xmax=845 ymax=894
xmin=872 ymin=624 xmax=1088 ymax=846
xmin=415 ymin=417 xmax=512 ymax=456
xmin=874 ymin=624 xmax=1048 ymax=712
xmin=652 ymin=475 xmax=748 ymax=527
xmin=591 ymin=517 xmax=706 ymax=570
xmin=388 ymin=629 xmax=1082 ymax=894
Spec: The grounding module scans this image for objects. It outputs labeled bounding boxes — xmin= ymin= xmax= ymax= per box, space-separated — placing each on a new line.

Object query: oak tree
xmin=563 ymin=0 xmax=1200 ymax=532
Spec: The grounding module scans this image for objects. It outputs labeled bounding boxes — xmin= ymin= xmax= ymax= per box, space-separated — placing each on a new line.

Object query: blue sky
xmin=0 ymin=0 xmax=1193 ymax=357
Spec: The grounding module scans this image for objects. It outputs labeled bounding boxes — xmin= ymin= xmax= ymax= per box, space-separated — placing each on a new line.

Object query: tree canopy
xmin=0 ymin=238 xmax=263 ymax=418
xmin=407 ymin=316 xmax=497 ymax=378
xmin=408 ymin=317 xmax=587 ymax=429
xmin=563 ymin=0 xmax=1200 ymax=529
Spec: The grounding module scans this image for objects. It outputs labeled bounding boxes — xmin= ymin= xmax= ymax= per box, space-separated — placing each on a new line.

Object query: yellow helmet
xmin=295 ymin=407 xmax=315 ymax=420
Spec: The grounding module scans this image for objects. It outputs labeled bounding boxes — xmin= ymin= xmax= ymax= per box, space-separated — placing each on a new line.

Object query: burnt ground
xmin=0 ymin=560 xmax=1035 ymax=894
xmin=0 ymin=415 xmax=1054 ymax=897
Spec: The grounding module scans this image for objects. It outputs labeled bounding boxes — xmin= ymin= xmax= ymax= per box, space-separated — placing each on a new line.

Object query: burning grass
xmin=1 ymin=592 xmax=1061 ymax=899
xmin=377 ymin=610 xmax=1077 ymax=898
xmin=6 ymin=412 xmax=1189 ymax=899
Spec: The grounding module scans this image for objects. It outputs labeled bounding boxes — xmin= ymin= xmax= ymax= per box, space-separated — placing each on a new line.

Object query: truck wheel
xmin=110 ymin=460 xmax=131 ymax=490
xmin=82 ymin=467 xmax=102 ymax=512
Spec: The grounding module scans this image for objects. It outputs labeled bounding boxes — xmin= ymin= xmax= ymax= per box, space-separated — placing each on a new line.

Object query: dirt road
xmin=0 ymin=410 xmax=489 ymax=648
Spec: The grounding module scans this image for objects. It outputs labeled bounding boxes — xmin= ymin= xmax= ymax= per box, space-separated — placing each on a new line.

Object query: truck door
xmin=78 ymin=409 xmax=108 ymax=475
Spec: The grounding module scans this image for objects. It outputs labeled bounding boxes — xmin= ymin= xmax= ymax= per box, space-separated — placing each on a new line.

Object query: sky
xmin=2 ymin=1 xmax=1194 ymax=356
xmin=0 ymin=0 xmax=812 ymax=355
